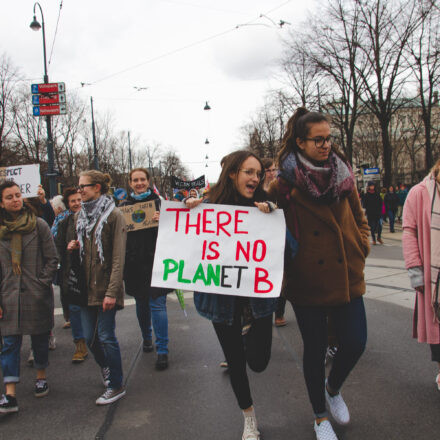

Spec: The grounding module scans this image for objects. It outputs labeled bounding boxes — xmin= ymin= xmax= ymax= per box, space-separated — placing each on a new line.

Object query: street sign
xmin=32 ymin=93 xmax=66 ymax=105
xmin=363 ymin=167 xmax=380 ymax=175
xmin=31 ymin=82 xmax=65 ymax=94
xmin=33 ymin=104 xmax=67 ymax=116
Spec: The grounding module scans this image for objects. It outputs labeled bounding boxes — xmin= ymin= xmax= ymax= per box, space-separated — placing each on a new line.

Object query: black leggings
xmin=213 ymin=302 xmax=273 ymax=410
xmin=430 ymin=344 xmax=440 ymax=362
xmin=293 ymin=297 xmax=367 ymax=417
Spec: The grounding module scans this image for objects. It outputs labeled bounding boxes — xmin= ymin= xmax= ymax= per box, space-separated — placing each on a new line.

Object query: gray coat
xmin=0 ymin=217 xmax=58 ymax=336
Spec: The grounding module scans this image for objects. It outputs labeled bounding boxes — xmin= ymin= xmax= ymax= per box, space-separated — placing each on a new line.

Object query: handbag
xmin=67 ymin=250 xmax=88 ymax=307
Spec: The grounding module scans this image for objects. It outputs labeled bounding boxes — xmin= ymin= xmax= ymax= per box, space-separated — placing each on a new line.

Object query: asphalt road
xmin=0 ymin=231 xmax=439 ymax=440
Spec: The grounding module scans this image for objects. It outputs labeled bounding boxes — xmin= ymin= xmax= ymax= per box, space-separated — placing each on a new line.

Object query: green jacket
xmin=75 ymin=207 xmax=127 ymax=308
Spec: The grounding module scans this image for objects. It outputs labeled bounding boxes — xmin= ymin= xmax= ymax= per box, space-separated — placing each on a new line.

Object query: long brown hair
xmin=208 ymin=150 xmax=266 ymax=204
xmin=277 ymin=107 xmax=346 ymax=170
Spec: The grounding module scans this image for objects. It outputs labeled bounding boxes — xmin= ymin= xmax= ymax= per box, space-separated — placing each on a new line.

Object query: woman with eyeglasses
xmin=268 ymin=108 xmax=369 ymax=440
xmin=185 ymin=150 xmax=277 ymax=440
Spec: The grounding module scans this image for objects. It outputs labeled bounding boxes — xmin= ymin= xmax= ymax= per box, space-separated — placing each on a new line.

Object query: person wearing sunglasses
xmin=268 ymin=108 xmax=369 ymax=440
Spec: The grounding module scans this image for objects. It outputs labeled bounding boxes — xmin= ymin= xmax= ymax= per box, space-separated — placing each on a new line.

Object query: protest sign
xmin=172 ymin=175 xmax=205 ymax=190
xmin=0 ymin=164 xmax=40 ymax=197
xmin=152 ymin=201 xmax=286 ymax=298
xmin=119 ymin=201 xmax=158 ymax=232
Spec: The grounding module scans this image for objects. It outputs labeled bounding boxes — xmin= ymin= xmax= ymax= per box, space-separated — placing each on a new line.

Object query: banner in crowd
xmin=152 ymin=201 xmax=286 ymax=298
xmin=119 ymin=201 xmax=158 ymax=232
xmin=0 ymin=164 xmax=40 ymax=197
xmin=172 ymin=175 xmax=205 ymax=190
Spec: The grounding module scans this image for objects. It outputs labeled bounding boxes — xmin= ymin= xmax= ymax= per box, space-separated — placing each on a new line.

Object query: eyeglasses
xmin=305 ymin=135 xmax=333 ymax=148
xmin=239 ymin=169 xmax=264 ymax=180
xmin=76 ymin=183 xmax=95 ymax=191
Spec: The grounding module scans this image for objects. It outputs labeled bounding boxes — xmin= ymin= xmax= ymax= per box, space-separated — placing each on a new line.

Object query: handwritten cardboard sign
xmin=152 ymin=201 xmax=286 ymax=298
xmin=0 ymin=164 xmax=40 ymax=197
xmin=119 ymin=201 xmax=158 ymax=232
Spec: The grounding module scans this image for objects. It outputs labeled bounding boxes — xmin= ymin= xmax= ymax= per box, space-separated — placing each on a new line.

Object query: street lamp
xmin=30 ymin=2 xmax=57 ymax=197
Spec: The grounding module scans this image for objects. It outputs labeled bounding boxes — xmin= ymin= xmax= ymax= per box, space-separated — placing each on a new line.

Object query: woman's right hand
xmin=185 ymin=197 xmax=203 ymax=209
xmin=67 ymin=240 xmax=80 ymax=251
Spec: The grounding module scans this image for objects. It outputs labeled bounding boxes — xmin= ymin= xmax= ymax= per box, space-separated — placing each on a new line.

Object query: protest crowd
xmin=0 ymin=107 xmax=439 ymax=440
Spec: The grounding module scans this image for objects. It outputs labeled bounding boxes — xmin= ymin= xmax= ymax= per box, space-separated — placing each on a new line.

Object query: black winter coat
xmin=363 ymin=191 xmax=383 ymax=221
xmin=384 ymin=192 xmax=399 ymax=213
xmin=120 ymin=192 xmax=171 ymax=299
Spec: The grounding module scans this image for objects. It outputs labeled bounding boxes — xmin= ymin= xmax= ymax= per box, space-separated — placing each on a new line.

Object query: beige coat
xmin=269 ymin=182 xmax=370 ymax=306
xmin=75 ymin=207 xmax=127 ymax=308
xmin=0 ymin=218 xmax=58 ymax=335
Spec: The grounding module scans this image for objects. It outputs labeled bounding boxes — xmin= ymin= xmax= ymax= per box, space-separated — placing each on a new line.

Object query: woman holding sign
xmin=269 ymin=108 xmax=369 ymax=440
xmin=186 ymin=150 xmax=277 ymax=440
xmin=121 ymin=168 xmax=171 ymax=371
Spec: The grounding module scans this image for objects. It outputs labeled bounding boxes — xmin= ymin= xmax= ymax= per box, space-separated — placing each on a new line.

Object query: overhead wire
xmin=48 ymin=0 xmax=64 ymax=66
xmin=79 ymin=0 xmax=293 ymax=88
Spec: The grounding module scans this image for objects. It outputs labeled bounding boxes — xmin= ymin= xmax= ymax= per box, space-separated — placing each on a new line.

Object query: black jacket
xmin=120 ymin=191 xmax=170 ymax=299
xmin=384 ymin=192 xmax=399 ymax=213
xmin=363 ymin=191 xmax=383 ymax=221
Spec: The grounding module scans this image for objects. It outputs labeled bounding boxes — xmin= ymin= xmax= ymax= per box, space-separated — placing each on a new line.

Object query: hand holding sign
xmin=152 ymin=201 xmax=286 ymax=298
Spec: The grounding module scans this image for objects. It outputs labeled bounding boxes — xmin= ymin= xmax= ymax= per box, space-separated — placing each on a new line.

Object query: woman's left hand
xmin=37 ymin=184 xmax=47 ymax=204
xmin=254 ymin=202 xmax=271 ymax=213
xmin=153 ymin=211 xmax=160 ymax=222
xmin=103 ymin=296 xmax=116 ymax=311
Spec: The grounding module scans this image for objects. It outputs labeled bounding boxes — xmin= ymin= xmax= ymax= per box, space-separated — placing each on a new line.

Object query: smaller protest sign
xmin=119 ymin=201 xmax=158 ymax=232
xmin=172 ymin=175 xmax=205 ymax=190
xmin=0 ymin=164 xmax=40 ymax=197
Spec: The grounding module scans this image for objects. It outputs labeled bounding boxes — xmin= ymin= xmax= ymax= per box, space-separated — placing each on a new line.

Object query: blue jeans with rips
xmin=80 ymin=307 xmax=123 ymax=389
xmin=135 ymin=295 xmax=169 ymax=354
xmin=1 ymin=332 xmax=50 ymax=383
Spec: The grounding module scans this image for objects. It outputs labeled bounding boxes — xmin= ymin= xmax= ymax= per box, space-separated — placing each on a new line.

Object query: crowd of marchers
xmin=0 ymin=107 xmax=438 ymax=440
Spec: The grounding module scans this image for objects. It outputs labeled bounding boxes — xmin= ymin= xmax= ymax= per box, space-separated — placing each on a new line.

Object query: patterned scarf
xmin=51 ymin=209 xmax=71 ymax=238
xmin=76 ymin=195 xmax=115 ymax=263
xmin=0 ymin=209 xmax=37 ymax=275
xmin=279 ymin=151 xmax=355 ymax=203
xmin=425 ymin=173 xmax=440 ymax=324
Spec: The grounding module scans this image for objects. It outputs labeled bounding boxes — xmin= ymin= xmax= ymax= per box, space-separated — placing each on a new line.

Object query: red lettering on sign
xmin=216 ymin=211 xmax=232 ymax=237
xmin=252 ymin=240 xmax=267 ymax=262
xmin=185 ymin=212 xmax=201 ymax=235
xmin=207 ymin=241 xmax=220 ymax=260
xmin=254 ymin=268 xmax=273 ymax=293
xmin=202 ymin=209 xmax=215 ymax=233
xmin=166 ymin=208 xmax=190 ymax=232
xmin=236 ymin=241 xmax=250 ymax=262
xmin=234 ymin=210 xmax=249 ymax=234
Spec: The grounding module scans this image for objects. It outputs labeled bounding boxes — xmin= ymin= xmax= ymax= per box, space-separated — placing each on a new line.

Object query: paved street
xmin=0 ymin=222 xmax=438 ymax=439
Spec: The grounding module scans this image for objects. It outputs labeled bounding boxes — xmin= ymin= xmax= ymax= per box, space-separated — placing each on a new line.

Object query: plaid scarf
xmin=76 ymin=195 xmax=115 ymax=263
xmin=279 ymin=151 xmax=355 ymax=203
xmin=425 ymin=173 xmax=440 ymax=324
xmin=0 ymin=209 xmax=37 ymax=275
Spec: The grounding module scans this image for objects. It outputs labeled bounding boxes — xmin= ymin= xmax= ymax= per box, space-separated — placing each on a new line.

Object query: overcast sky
xmin=1 ymin=0 xmax=313 ymax=182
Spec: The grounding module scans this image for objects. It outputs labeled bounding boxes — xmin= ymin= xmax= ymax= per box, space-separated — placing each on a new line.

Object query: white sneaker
xmin=314 ymin=420 xmax=338 ymax=440
xmin=242 ymin=415 xmax=260 ymax=440
xmin=96 ymin=387 xmax=126 ymax=405
xmin=325 ymin=382 xmax=350 ymax=425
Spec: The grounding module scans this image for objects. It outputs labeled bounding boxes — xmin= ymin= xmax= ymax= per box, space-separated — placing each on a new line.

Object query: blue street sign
xmin=364 ymin=167 xmax=380 ymax=175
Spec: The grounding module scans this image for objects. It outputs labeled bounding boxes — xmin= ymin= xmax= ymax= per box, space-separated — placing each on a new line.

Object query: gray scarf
xmin=76 ymin=195 xmax=115 ymax=263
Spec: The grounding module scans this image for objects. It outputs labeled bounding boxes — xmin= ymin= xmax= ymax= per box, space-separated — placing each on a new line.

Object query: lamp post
xmin=30 ymin=2 xmax=57 ymax=197
xmin=90 ymin=97 xmax=99 ymax=170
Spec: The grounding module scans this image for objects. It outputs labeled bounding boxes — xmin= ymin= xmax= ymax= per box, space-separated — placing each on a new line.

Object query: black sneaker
xmin=0 ymin=394 xmax=18 ymax=413
xmin=34 ymin=379 xmax=49 ymax=397
xmin=155 ymin=354 xmax=168 ymax=371
xmin=143 ymin=340 xmax=153 ymax=353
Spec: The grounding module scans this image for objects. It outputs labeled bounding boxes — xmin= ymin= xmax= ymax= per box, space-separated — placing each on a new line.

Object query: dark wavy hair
xmin=277 ymin=107 xmax=346 ymax=169
xmin=208 ymin=150 xmax=267 ymax=204
xmin=62 ymin=186 xmax=78 ymax=208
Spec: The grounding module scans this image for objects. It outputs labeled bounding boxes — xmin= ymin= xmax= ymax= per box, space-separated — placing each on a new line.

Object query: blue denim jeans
xmin=69 ymin=304 xmax=84 ymax=341
xmin=80 ymin=307 xmax=123 ymax=389
xmin=1 ymin=332 xmax=50 ymax=383
xmin=293 ymin=297 xmax=367 ymax=417
xmin=135 ymin=295 xmax=169 ymax=354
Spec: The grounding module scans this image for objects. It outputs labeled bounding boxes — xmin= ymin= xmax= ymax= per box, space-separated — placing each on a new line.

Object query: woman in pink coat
xmin=402 ymin=162 xmax=440 ymax=391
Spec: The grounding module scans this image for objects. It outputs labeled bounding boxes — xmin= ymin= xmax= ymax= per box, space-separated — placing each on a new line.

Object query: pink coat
xmin=402 ymin=180 xmax=440 ymax=344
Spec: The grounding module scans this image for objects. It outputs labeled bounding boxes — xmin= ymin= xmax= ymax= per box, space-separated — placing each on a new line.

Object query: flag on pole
xmin=205 ymin=178 xmax=210 ymax=191
xmin=153 ymin=184 xmax=160 ymax=196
